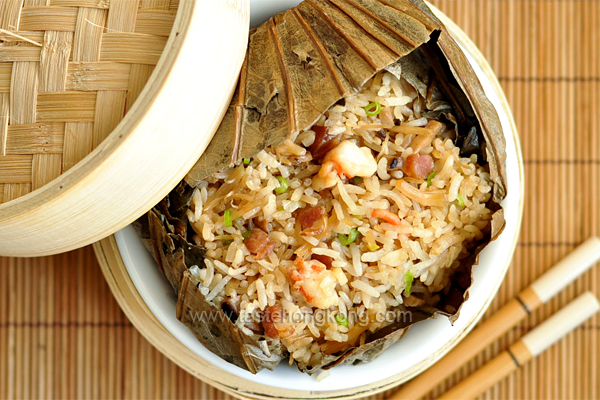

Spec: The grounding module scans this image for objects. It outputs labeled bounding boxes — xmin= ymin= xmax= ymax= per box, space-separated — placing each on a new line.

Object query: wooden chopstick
xmin=389 ymin=236 xmax=600 ymax=400
xmin=438 ymin=292 xmax=600 ymax=400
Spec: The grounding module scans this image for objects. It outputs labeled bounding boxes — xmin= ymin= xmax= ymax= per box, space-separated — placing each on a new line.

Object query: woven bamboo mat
xmin=1 ymin=0 xmax=599 ymax=399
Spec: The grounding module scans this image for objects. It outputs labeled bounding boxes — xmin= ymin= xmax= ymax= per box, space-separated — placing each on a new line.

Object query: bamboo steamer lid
xmin=0 ymin=0 xmax=249 ymax=257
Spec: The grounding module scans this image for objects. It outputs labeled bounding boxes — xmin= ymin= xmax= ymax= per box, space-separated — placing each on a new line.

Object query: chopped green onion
xmin=335 ymin=314 xmax=349 ymax=327
xmin=364 ymin=102 xmax=382 ymax=117
xmin=404 ymin=271 xmax=414 ymax=296
xmin=275 ymin=176 xmax=289 ymax=194
xmin=426 ymin=171 xmax=436 ymax=187
xmin=351 ymin=176 xmax=363 ymax=185
xmin=455 ymin=193 xmax=465 ymax=207
xmin=242 ymin=230 xmax=252 ymax=240
xmin=351 ymin=214 xmax=363 ymax=220
xmin=221 ymin=238 xmax=233 ymax=246
xmin=338 ymin=228 xmax=359 ymax=246
xmin=224 ymin=209 xmax=233 ymax=227
xmin=243 ymin=158 xmax=250 ymax=165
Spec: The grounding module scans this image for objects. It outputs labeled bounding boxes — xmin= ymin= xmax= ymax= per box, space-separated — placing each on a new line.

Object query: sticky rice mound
xmin=184 ymin=69 xmax=494 ymax=370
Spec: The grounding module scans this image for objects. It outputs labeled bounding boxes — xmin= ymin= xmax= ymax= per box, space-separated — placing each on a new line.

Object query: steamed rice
xmin=186 ymin=70 xmax=493 ymax=370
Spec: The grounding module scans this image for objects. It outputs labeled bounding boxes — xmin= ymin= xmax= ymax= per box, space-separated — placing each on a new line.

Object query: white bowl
xmin=113 ymin=2 xmax=524 ymax=398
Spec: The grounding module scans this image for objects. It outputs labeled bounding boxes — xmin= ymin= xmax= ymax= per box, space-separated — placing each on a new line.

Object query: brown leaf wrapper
xmin=136 ymin=0 xmax=507 ymax=374
xmin=177 ymin=271 xmax=286 ymax=373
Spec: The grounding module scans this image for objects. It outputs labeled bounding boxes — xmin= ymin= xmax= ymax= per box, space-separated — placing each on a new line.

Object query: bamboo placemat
xmin=1 ymin=0 xmax=599 ymax=399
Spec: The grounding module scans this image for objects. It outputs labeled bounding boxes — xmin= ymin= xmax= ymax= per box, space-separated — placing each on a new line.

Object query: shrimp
xmin=312 ymin=140 xmax=377 ymax=191
xmin=312 ymin=160 xmax=341 ymax=192
xmin=289 ymin=258 xmax=338 ymax=309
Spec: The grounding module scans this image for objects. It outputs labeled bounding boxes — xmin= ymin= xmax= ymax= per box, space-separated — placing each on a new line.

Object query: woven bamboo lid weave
xmin=0 ymin=0 xmax=250 ymax=257
xmin=0 ymin=1 xmax=177 ymax=199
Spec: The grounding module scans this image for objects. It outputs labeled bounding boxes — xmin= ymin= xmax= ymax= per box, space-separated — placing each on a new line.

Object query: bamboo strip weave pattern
xmin=0 ymin=0 xmax=599 ymax=399
xmin=0 ymin=0 xmax=177 ymax=205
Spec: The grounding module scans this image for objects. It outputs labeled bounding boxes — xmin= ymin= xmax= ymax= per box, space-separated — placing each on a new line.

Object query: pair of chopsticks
xmin=388 ymin=237 xmax=600 ymax=400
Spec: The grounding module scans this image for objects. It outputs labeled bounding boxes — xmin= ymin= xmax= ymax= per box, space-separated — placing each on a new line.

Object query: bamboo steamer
xmin=94 ymin=3 xmax=524 ymax=399
xmin=0 ymin=0 xmax=249 ymax=257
